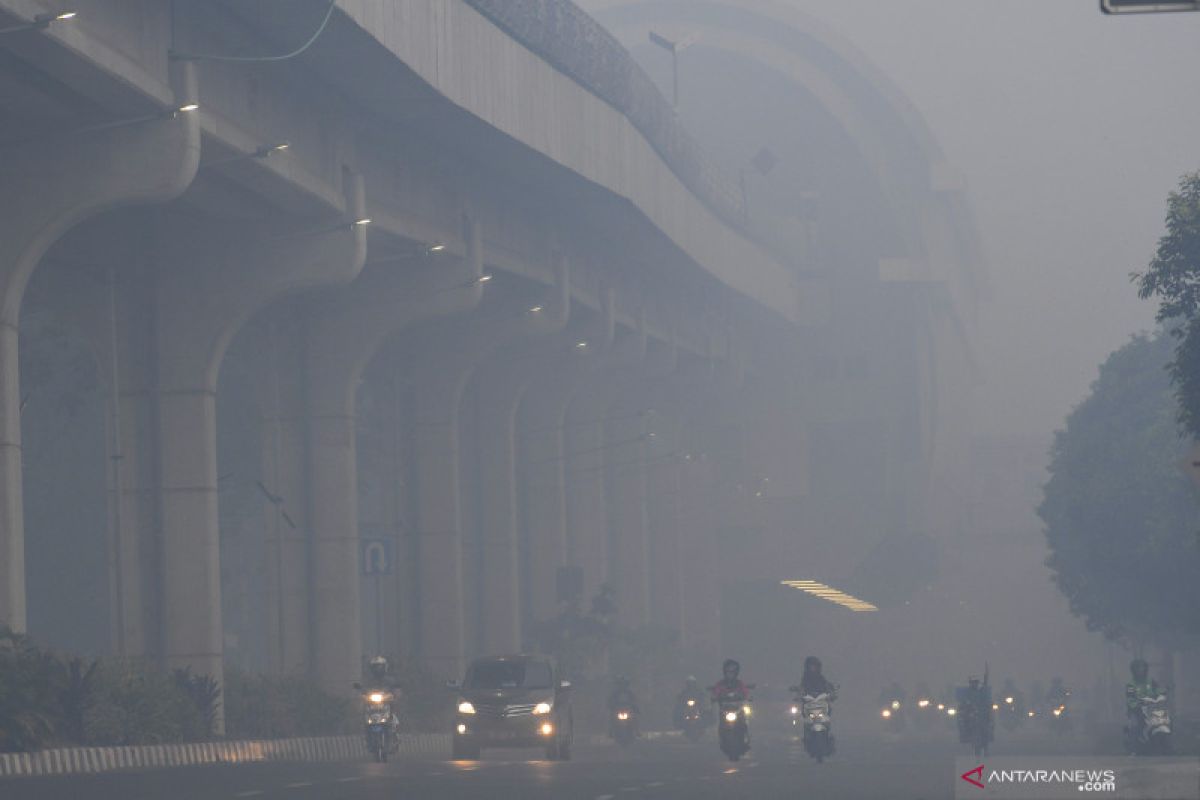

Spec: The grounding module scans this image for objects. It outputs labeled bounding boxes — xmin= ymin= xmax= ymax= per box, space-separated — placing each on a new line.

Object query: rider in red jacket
xmin=711 ymin=659 xmax=750 ymax=701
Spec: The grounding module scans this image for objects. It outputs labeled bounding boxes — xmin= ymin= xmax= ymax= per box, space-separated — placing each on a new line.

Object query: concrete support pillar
xmin=408 ymin=262 xmax=570 ymax=680
xmin=517 ymin=291 xmax=615 ymax=624
xmin=151 ymin=175 xmax=367 ymax=720
xmin=564 ymin=321 xmax=648 ymax=612
xmin=0 ymin=63 xmax=200 ymax=633
xmin=646 ymin=410 xmax=683 ymax=636
xmin=302 ymin=215 xmax=485 ymax=688
xmin=603 ymin=339 xmax=676 ymax=631
xmin=248 ymin=311 xmax=313 ymax=676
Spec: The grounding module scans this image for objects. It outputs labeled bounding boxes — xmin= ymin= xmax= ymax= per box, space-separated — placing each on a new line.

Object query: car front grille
xmin=475 ymin=702 xmax=536 ymax=719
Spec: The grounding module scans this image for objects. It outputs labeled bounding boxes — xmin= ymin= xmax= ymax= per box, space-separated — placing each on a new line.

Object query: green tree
xmin=1136 ymin=171 xmax=1200 ymax=437
xmin=1038 ymin=332 xmax=1200 ymax=647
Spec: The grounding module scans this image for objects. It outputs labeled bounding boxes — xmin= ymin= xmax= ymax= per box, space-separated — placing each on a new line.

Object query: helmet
xmin=685 ymin=675 xmax=698 ymax=686
xmin=368 ymin=655 xmax=388 ymax=677
xmin=804 ymin=656 xmax=822 ymax=673
xmin=723 ymin=659 xmax=740 ymax=678
xmin=1130 ymin=659 xmax=1149 ymax=682
xmin=615 ymin=675 xmax=630 ymax=688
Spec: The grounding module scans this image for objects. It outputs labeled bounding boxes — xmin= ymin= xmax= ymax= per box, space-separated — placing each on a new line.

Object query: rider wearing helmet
xmin=674 ymin=675 xmax=706 ymax=727
xmin=608 ymin=676 xmax=639 ymax=713
xmin=712 ymin=659 xmax=750 ymax=702
xmin=800 ymin=656 xmax=837 ymax=699
xmin=363 ymin=655 xmax=401 ymax=735
xmin=1125 ymin=659 xmax=1161 ymax=723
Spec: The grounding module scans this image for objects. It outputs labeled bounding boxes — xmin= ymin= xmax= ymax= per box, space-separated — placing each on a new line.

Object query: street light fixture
xmin=0 ymin=10 xmax=76 ymax=35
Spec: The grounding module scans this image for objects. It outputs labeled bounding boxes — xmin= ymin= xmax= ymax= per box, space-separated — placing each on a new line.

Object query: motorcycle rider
xmin=361 ymin=655 xmax=401 ymax=738
xmin=1125 ymin=659 xmax=1163 ymax=735
xmin=608 ymin=676 xmax=640 ymax=737
xmin=712 ymin=659 xmax=751 ymax=703
xmin=674 ymin=675 xmax=706 ymax=728
xmin=796 ymin=656 xmax=837 ymax=755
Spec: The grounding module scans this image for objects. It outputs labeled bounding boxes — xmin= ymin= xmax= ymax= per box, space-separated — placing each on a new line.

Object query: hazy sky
xmin=790 ymin=0 xmax=1200 ymax=438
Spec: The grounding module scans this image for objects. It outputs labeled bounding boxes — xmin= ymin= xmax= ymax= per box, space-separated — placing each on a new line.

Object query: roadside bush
xmin=223 ymin=667 xmax=354 ymax=739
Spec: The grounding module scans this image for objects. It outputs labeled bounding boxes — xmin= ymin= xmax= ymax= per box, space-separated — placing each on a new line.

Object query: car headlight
xmin=724 ymin=711 xmax=738 ymax=723
xmin=458 ymin=701 xmax=476 ymax=715
xmin=368 ymin=693 xmax=385 ymax=704
xmin=533 ymin=702 xmax=552 ymax=715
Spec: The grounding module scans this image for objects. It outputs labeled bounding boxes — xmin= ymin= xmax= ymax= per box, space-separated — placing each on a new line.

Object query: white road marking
xmin=234 ymin=793 xmax=263 ymax=798
xmin=336 ymin=777 xmax=361 ymax=783
xmin=283 ymin=782 xmax=312 ymax=789
xmin=597 ymin=795 xmax=615 ymax=800
xmin=646 ymin=781 xmax=664 ymax=787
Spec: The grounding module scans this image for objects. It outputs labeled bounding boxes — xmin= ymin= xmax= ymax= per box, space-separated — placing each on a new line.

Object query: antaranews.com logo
xmin=954 ymin=756 xmax=1199 ymax=799
xmin=961 ymin=763 xmax=1116 ymax=793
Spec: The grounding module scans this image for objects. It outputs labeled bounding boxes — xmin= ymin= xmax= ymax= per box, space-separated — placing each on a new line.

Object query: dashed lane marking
xmin=283 ymin=782 xmax=312 ymax=789
xmin=596 ymin=795 xmax=615 ymax=800
xmin=646 ymin=781 xmax=664 ymax=787
xmin=336 ymin=777 xmax=361 ymax=783
xmin=234 ymin=792 xmax=263 ymax=798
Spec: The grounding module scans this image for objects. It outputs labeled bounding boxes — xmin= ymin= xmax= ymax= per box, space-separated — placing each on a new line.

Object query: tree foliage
xmin=1136 ymin=171 xmax=1200 ymax=437
xmin=1038 ymin=332 xmax=1200 ymax=646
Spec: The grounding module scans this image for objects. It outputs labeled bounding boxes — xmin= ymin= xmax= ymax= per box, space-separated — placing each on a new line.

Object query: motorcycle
xmin=1125 ymin=693 xmax=1172 ymax=755
xmin=880 ymin=698 xmax=904 ymax=733
xmin=912 ymin=694 xmax=939 ymax=730
xmin=1047 ymin=700 xmax=1073 ymax=733
xmin=356 ymin=685 xmax=398 ymax=763
xmin=714 ymin=687 xmax=752 ymax=762
xmin=791 ymin=686 xmax=834 ymax=763
xmin=680 ymin=696 xmax=705 ymax=742
xmin=611 ymin=707 xmax=637 ymax=747
xmin=998 ymin=693 xmax=1024 ymax=731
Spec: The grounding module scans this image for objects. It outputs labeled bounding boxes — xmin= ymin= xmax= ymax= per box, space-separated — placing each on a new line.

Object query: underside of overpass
xmin=1 ymin=0 xmax=981 ymax=726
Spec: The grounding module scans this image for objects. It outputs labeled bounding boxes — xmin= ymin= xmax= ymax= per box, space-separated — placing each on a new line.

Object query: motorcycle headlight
xmin=743 ymin=705 xmax=752 ymax=717
xmin=790 ymin=706 xmax=799 ymax=715
xmin=368 ymin=692 xmax=385 ymax=704
xmin=458 ymin=701 xmax=476 ymax=715
xmin=616 ymin=711 xmax=630 ymax=721
xmin=881 ymin=709 xmax=892 ymax=718
xmin=891 ymin=700 xmax=901 ymax=710
xmin=725 ymin=711 xmax=738 ymax=723
xmin=1052 ymin=708 xmax=1062 ymax=717
xmin=992 ymin=704 xmax=1000 ymax=711
xmin=1005 ymin=697 xmax=1014 ymax=705
xmin=686 ymin=699 xmax=696 ymax=707
xmin=533 ymin=702 xmax=552 ymax=715
xmin=918 ymin=699 xmax=930 ymax=708
xmin=947 ymin=708 xmax=957 ymax=716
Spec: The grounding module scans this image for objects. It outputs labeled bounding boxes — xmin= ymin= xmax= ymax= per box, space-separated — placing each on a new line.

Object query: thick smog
xmin=2 ymin=1 xmax=1199 ymax=799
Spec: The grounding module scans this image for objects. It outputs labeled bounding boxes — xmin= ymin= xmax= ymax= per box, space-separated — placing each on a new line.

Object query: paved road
xmin=0 ymin=726 xmax=1102 ymax=800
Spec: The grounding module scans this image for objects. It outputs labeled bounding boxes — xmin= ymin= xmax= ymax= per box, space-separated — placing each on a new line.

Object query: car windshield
xmin=464 ymin=660 xmax=553 ymax=690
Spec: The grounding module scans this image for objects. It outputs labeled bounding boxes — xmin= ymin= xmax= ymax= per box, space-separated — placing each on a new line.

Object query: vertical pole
xmin=107 ymin=267 xmax=126 ymax=657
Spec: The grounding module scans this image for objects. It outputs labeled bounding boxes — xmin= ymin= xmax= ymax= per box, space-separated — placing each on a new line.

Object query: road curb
xmin=0 ymin=734 xmax=451 ymax=779
xmin=0 ymin=729 xmax=684 ymax=779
